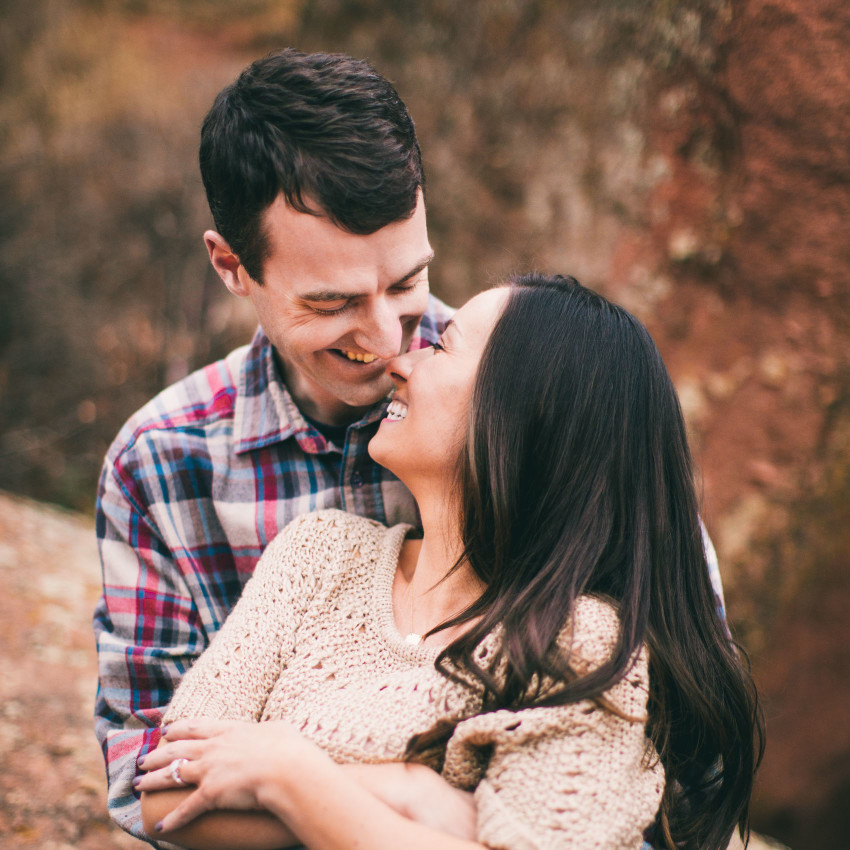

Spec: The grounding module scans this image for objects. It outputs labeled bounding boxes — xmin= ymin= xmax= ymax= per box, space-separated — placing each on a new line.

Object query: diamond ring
xmin=169 ymin=757 xmax=188 ymax=786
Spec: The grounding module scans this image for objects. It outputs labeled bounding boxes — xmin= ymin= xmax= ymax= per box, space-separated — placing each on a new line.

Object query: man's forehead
xmin=261 ymin=190 xmax=426 ymax=240
xmin=260 ymin=192 xmax=431 ymax=297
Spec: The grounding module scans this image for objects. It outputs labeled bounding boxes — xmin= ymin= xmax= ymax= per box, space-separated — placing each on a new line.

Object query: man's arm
xmin=94 ymin=448 xmax=210 ymax=843
xmin=141 ymin=789 xmax=299 ymax=850
xmin=700 ymin=520 xmax=727 ymax=620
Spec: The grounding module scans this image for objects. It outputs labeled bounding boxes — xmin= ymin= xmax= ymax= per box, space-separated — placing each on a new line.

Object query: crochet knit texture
xmin=164 ymin=510 xmax=665 ymax=849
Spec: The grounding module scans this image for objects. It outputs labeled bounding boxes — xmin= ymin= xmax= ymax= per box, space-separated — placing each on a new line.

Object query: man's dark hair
xmin=199 ymin=48 xmax=425 ymax=283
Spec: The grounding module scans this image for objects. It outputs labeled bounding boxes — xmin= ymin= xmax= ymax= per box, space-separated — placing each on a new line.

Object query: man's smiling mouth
xmin=332 ymin=349 xmax=379 ymax=364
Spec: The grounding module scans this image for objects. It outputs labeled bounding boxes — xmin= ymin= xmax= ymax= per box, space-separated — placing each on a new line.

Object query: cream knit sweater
xmin=164 ymin=510 xmax=665 ymax=849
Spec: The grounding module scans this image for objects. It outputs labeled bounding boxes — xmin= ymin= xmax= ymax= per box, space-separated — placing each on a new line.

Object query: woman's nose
xmin=385 ymin=345 xmax=431 ymax=387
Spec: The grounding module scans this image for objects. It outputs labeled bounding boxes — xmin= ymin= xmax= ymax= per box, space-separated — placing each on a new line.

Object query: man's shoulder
xmin=277 ymin=508 xmax=396 ymax=547
xmin=416 ymin=293 xmax=455 ymax=343
xmin=105 ymin=342 xmax=251 ymax=466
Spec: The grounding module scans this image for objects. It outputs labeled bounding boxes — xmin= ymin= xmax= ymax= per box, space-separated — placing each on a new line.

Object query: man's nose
xmin=386 ymin=346 xmax=430 ymax=388
xmin=353 ymin=300 xmax=404 ymax=361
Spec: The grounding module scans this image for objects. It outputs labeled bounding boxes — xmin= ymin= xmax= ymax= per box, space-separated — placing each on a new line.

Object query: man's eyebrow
xmin=298 ymin=289 xmax=357 ymax=303
xmin=391 ymin=251 xmax=435 ymax=287
xmin=299 ymin=251 xmax=436 ymax=303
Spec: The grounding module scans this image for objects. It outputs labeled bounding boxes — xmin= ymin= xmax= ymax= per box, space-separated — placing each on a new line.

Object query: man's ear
xmin=204 ymin=230 xmax=252 ymax=297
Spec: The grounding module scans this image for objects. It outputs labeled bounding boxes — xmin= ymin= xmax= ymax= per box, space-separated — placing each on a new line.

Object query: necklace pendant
xmin=404 ymin=632 xmax=423 ymax=646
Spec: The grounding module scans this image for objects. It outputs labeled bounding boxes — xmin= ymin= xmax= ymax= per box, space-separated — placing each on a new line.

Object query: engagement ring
xmin=169 ymin=757 xmax=188 ymax=786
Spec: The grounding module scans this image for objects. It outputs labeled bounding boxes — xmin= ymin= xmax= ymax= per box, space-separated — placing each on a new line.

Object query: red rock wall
xmin=299 ymin=4 xmax=850 ymax=845
xmin=2 ymin=2 xmax=848 ymax=845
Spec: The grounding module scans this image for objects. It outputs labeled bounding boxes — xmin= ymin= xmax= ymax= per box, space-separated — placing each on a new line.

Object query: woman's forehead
xmin=452 ymin=287 xmax=510 ymax=342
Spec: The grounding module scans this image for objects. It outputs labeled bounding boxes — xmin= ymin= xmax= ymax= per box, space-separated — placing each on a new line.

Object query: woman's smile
xmin=385 ymin=398 xmax=408 ymax=421
xmin=368 ymin=287 xmax=510 ymax=491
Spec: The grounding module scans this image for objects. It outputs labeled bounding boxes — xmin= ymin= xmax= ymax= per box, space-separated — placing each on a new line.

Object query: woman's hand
xmin=137 ymin=718 xmax=480 ymax=848
xmin=345 ymin=762 xmax=477 ymax=840
xmin=136 ymin=717 xmax=316 ymax=834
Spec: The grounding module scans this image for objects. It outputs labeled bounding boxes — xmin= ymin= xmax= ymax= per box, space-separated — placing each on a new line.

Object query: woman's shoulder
xmin=557 ymin=596 xmax=619 ymax=666
xmin=559 ymin=596 xmax=648 ymax=681
xmin=260 ymin=509 xmax=409 ymax=577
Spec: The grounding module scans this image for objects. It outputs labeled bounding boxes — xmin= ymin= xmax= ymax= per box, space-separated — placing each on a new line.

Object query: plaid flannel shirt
xmin=93 ymin=292 xmax=725 ymax=845
xmin=93 ymin=295 xmax=453 ymax=842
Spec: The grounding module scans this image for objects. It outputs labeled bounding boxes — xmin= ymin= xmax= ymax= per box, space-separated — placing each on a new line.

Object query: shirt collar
xmin=233 ymin=327 xmax=388 ymax=455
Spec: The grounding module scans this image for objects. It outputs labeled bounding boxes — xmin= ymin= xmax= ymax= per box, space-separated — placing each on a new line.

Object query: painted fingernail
xmin=161 ymin=725 xmax=170 ymax=737
xmin=155 ymin=821 xmax=163 ymax=832
xmin=137 ymin=755 xmax=146 ymax=767
xmin=132 ymin=776 xmax=141 ymax=788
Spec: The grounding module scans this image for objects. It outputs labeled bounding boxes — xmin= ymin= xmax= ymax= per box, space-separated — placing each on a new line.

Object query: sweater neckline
xmin=372 ymin=523 xmax=443 ymax=662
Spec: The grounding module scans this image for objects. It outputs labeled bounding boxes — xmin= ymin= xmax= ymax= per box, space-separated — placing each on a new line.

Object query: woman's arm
xmin=140 ymin=759 xmax=477 ymax=849
xmin=140 ymin=724 xmax=300 ymax=850
xmin=258 ymin=742 xmax=485 ymax=850
xmin=137 ymin=719 xmax=484 ymax=850
xmin=444 ymin=702 xmax=664 ymax=849
xmin=137 ymin=517 xmax=328 ymax=847
xmin=441 ymin=634 xmax=664 ymax=850
xmin=344 ymin=762 xmax=477 ymax=840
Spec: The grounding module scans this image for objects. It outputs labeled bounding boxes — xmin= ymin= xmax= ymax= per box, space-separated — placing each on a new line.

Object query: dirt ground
xmin=0 ymin=492 xmax=139 ymax=849
xmin=0 ymin=490 xmax=790 ymax=849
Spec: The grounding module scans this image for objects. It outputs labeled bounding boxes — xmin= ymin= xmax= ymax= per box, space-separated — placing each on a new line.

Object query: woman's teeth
xmin=386 ymin=400 xmax=407 ymax=421
xmin=343 ymin=350 xmax=378 ymax=363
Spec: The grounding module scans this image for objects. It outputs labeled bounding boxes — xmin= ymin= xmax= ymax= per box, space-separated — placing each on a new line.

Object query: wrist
xmin=396 ymin=762 xmax=437 ymax=820
xmin=253 ymin=736 xmax=329 ymax=819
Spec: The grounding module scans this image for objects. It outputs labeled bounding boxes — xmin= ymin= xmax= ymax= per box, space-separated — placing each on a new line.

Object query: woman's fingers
xmin=136 ymin=719 xmax=309 ymax=832
xmin=136 ymin=756 xmax=200 ymax=791
xmin=139 ymin=718 xmax=246 ymax=773
xmin=163 ymin=718 xmax=243 ymax=741
xmin=139 ymin=739 xmax=205 ymax=771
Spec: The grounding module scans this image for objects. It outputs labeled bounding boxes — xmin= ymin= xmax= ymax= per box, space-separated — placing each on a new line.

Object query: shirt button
xmin=351 ymin=471 xmax=364 ymax=489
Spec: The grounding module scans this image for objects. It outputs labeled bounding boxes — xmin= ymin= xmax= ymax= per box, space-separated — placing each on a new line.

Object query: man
xmin=94 ymin=48 xmax=453 ymax=843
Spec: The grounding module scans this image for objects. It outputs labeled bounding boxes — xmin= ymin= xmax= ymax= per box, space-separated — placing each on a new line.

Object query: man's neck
xmin=301 ymin=412 xmax=350 ymax=446
xmin=293 ymin=391 xmax=371 ymax=427
xmin=273 ymin=350 xmax=374 ymax=427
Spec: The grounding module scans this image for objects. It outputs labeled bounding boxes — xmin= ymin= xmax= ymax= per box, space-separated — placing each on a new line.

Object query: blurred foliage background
xmin=2 ymin=1 xmax=849 ymax=847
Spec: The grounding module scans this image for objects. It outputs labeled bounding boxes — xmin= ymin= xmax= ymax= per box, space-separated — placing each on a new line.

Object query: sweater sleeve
xmin=162 ymin=513 xmax=326 ymax=723
xmin=442 ymin=601 xmax=665 ymax=850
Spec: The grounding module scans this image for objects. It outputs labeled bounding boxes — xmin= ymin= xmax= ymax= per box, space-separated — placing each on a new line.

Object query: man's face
xmin=217 ymin=192 xmax=433 ymax=426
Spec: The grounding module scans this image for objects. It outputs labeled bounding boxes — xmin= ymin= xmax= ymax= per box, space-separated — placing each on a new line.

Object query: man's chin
xmin=340 ymin=385 xmax=394 ymax=412
xmin=323 ymin=377 xmax=393 ymax=417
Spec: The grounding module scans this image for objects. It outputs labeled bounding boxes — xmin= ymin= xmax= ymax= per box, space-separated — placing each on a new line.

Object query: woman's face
xmin=368 ymin=287 xmax=509 ymax=491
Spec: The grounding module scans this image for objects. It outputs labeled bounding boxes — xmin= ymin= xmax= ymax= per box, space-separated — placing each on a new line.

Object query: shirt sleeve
xmin=441 ymin=614 xmax=665 ymax=849
xmin=93 ymin=452 xmax=209 ymax=845
xmin=700 ymin=519 xmax=727 ymax=620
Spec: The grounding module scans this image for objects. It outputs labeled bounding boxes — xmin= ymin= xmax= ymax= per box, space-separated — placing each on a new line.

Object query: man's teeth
xmin=386 ymin=400 xmax=407 ymax=421
xmin=343 ymin=350 xmax=378 ymax=363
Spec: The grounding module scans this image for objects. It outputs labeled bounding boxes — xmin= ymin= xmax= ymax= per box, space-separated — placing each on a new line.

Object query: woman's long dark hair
xmin=406 ymin=273 xmax=763 ymax=850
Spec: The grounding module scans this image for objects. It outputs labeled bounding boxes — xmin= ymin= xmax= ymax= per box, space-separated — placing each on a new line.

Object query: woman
xmin=137 ymin=274 xmax=762 ymax=849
